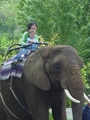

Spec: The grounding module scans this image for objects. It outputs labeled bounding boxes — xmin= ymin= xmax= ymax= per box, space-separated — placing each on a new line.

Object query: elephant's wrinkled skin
xmin=0 ymin=45 xmax=84 ymax=120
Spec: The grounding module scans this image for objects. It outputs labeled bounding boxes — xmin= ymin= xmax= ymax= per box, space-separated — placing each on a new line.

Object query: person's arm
xmin=21 ymin=32 xmax=29 ymax=46
xmin=28 ymin=39 xmax=35 ymax=43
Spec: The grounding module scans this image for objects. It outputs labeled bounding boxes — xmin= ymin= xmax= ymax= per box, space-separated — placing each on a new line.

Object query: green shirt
xmin=21 ymin=31 xmax=38 ymax=46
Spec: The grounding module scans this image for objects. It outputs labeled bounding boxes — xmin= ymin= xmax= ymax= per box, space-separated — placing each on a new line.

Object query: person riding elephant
xmin=13 ymin=22 xmax=38 ymax=63
xmin=0 ymin=45 xmax=90 ymax=120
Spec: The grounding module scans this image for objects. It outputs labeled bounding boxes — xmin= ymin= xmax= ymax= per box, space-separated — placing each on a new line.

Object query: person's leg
xmin=14 ymin=49 xmax=26 ymax=61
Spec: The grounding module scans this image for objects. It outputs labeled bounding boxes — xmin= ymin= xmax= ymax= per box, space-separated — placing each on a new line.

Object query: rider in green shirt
xmin=21 ymin=22 xmax=38 ymax=46
xmin=13 ymin=22 xmax=38 ymax=62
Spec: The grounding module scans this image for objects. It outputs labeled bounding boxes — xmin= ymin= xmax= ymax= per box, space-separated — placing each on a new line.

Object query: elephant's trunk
xmin=68 ymin=77 xmax=83 ymax=120
xmin=65 ymin=65 xmax=84 ymax=120
xmin=66 ymin=65 xmax=84 ymax=98
xmin=70 ymin=75 xmax=83 ymax=120
xmin=72 ymin=102 xmax=83 ymax=120
xmin=72 ymin=93 xmax=90 ymax=120
xmin=69 ymin=68 xmax=84 ymax=120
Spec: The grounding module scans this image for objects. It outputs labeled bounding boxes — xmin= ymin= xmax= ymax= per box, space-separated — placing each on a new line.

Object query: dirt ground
xmin=66 ymin=108 xmax=72 ymax=119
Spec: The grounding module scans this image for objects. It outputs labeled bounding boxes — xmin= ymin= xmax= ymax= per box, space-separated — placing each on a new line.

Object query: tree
xmin=82 ymin=62 xmax=90 ymax=94
xmin=17 ymin=0 xmax=90 ymax=49
xmin=0 ymin=0 xmax=21 ymax=62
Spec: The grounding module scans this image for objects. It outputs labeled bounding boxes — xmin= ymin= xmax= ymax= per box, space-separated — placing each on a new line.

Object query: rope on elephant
xmin=9 ymin=76 xmax=30 ymax=113
xmin=0 ymin=92 xmax=22 ymax=120
xmin=9 ymin=86 xmax=30 ymax=113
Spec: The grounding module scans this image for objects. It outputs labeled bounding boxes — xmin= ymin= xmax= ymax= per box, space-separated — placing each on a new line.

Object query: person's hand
xmin=28 ymin=40 xmax=33 ymax=43
xmin=28 ymin=41 xmax=30 ymax=43
xmin=41 ymin=41 xmax=43 ymax=44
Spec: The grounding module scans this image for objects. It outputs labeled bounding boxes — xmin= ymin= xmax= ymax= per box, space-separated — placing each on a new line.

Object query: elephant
xmin=0 ymin=45 xmax=89 ymax=120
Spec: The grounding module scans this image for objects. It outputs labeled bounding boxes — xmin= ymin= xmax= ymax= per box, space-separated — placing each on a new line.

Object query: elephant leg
xmin=52 ymin=93 xmax=67 ymax=120
xmin=25 ymin=94 xmax=49 ymax=120
xmin=30 ymin=105 xmax=49 ymax=120
xmin=25 ymin=95 xmax=49 ymax=120
xmin=23 ymin=84 xmax=49 ymax=120
xmin=52 ymin=103 xmax=67 ymax=120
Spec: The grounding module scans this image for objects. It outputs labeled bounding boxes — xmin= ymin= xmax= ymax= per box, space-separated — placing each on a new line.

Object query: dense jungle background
xmin=0 ymin=0 xmax=90 ymax=107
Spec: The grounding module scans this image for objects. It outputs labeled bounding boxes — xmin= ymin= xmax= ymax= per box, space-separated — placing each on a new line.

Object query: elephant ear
xmin=23 ymin=48 xmax=50 ymax=90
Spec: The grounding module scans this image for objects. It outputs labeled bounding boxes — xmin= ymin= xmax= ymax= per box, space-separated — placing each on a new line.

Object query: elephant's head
xmin=24 ymin=45 xmax=83 ymax=91
xmin=23 ymin=45 xmax=88 ymax=120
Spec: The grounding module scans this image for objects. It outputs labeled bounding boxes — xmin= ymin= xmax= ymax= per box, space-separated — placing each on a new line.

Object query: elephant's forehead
xmin=53 ymin=45 xmax=76 ymax=51
xmin=48 ymin=46 xmax=83 ymax=67
xmin=51 ymin=45 xmax=77 ymax=55
xmin=39 ymin=45 xmax=76 ymax=54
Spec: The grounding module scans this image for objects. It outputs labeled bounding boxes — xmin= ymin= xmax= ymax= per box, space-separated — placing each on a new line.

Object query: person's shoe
xmin=18 ymin=57 xmax=23 ymax=62
xmin=11 ymin=60 xmax=18 ymax=68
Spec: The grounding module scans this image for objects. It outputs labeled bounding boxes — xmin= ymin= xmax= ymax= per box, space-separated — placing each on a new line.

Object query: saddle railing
xmin=3 ymin=42 xmax=48 ymax=63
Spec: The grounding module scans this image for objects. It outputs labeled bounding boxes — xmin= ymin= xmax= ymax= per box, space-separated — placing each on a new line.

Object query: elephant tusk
xmin=64 ymin=89 xmax=80 ymax=103
xmin=84 ymin=93 xmax=90 ymax=104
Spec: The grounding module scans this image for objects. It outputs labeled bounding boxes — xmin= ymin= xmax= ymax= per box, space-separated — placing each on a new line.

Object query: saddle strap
xmin=9 ymin=86 xmax=30 ymax=113
xmin=9 ymin=76 xmax=30 ymax=113
xmin=0 ymin=80 xmax=21 ymax=120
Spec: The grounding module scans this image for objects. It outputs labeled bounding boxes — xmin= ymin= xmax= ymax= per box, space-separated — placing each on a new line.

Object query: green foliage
xmin=17 ymin=0 xmax=90 ymax=47
xmin=79 ymin=37 xmax=90 ymax=63
xmin=0 ymin=1 xmax=15 ymax=33
xmin=0 ymin=35 xmax=20 ymax=64
xmin=81 ymin=62 xmax=90 ymax=94
xmin=0 ymin=0 xmax=22 ymax=63
xmin=0 ymin=0 xmax=21 ymax=41
xmin=66 ymin=98 xmax=71 ymax=108
xmin=49 ymin=113 xmax=53 ymax=120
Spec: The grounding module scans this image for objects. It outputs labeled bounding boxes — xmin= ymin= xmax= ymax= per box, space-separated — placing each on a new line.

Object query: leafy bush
xmin=81 ymin=62 xmax=90 ymax=94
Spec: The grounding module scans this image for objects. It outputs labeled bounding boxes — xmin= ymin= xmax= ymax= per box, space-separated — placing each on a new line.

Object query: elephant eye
xmin=52 ymin=64 xmax=61 ymax=72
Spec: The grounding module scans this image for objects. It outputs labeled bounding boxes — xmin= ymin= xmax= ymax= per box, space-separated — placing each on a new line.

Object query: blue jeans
xmin=14 ymin=48 xmax=31 ymax=60
xmin=14 ymin=44 xmax=38 ymax=60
